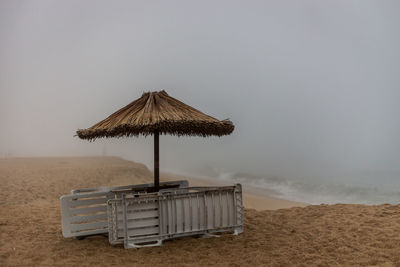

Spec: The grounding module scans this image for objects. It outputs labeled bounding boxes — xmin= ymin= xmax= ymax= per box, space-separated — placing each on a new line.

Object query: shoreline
xmin=0 ymin=156 xmax=308 ymax=210
xmin=162 ymin=172 xmax=308 ymax=210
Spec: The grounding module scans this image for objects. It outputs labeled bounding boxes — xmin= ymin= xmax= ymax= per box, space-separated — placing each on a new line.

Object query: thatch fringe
xmin=76 ymin=90 xmax=234 ymax=140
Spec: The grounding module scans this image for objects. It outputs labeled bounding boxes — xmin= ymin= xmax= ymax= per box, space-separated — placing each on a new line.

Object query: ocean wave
xmin=210 ymin=171 xmax=400 ymax=205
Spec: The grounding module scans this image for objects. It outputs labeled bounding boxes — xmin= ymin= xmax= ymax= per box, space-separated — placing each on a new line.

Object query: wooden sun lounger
xmin=60 ymin=180 xmax=188 ymax=238
xmin=107 ymin=184 xmax=243 ymax=248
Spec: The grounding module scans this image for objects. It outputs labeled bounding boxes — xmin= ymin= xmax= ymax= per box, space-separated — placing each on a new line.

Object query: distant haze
xmin=1 ymin=1 xmax=400 ymax=203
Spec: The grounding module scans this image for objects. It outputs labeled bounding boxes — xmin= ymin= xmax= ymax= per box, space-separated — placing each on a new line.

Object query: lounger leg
xmin=201 ymin=233 xmax=220 ymax=238
xmin=125 ymin=240 xmax=163 ymax=249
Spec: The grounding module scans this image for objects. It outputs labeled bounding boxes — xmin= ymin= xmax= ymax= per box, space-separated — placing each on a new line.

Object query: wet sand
xmin=1 ymin=157 xmax=400 ymax=266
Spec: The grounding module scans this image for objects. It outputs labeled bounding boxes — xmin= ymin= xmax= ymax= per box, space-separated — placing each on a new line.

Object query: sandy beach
xmin=1 ymin=157 xmax=400 ymax=266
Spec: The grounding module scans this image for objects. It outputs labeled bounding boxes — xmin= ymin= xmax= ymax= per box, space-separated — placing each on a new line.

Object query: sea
xmin=196 ymin=170 xmax=400 ymax=205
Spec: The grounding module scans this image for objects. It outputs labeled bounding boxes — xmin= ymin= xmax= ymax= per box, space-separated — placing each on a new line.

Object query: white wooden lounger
xmin=107 ymin=184 xmax=243 ymax=248
xmin=60 ymin=180 xmax=188 ymax=238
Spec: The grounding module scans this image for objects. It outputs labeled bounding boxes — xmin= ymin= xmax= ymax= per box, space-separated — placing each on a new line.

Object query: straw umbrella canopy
xmin=76 ymin=90 xmax=234 ymax=189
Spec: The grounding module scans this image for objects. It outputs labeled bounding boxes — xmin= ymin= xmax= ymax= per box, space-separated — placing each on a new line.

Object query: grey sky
xmin=1 ymin=0 xmax=399 ymax=181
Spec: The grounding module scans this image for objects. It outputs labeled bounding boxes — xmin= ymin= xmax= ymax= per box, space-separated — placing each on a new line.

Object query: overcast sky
xmin=1 ymin=0 xmax=399 ymax=180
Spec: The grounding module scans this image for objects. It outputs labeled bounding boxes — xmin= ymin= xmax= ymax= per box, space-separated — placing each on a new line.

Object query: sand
xmin=1 ymin=157 xmax=400 ymax=266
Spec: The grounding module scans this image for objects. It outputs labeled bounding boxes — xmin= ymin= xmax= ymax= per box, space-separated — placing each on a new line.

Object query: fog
xmin=1 ymin=1 xmax=400 ymax=202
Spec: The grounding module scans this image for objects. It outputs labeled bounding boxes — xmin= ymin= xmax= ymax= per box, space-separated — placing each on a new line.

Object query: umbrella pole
xmin=154 ymin=131 xmax=159 ymax=190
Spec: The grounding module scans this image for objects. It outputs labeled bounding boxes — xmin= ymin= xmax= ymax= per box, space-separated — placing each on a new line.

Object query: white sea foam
xmin=208 ymin=171 xmax=400 ymax=205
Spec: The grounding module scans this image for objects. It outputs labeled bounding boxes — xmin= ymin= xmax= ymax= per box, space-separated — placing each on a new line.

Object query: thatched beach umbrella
xmin=76 ymin=90 xmax=234 ymax=189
